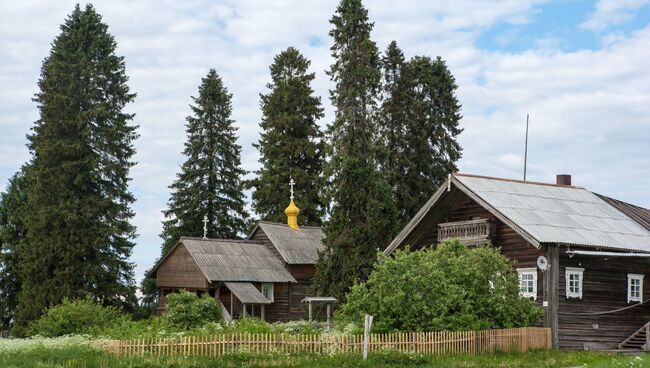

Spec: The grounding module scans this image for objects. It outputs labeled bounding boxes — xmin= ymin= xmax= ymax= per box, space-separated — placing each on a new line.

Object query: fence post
xmin=363 ymin=314 xmax=373 ymax=360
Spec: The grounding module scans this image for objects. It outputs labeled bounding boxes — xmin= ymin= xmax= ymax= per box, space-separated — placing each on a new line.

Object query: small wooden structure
xmin=301 ymin=296 xmax=338 ymax=324
xmin=385 ymin=173 xmax=650 ymax=351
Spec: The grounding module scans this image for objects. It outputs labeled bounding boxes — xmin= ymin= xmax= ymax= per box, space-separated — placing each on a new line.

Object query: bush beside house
xmin=336 ymin=239 xmax=543 ymax=332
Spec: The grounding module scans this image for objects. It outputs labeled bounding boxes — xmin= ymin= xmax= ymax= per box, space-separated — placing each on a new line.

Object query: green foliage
xmin=15 ymin=4 xmax=138 ymax=332
xmin=1 ymin=340 xmax=645 ymax=368
xmin=337 ymin=240 xmax=543 ymax=332
xmin=249 ymin=47 xmax=325 ymax=226
xmin=144 ymin=68 xmax=249 ymax=307
xmin=165 ymin=290 xmax=222 ymax=329
xmin=314 ymin=0 xmax=399 ymax=302
xmin=0 ymin=166 xmax=29 ymax=329
xmin=378 ymin=42 xmax=463 ymax=227
xmin=28 ymin=297 xmax=125 ymax=337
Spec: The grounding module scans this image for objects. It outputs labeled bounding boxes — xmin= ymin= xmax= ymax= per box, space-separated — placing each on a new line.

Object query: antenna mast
xmin=523 ymin=114 xmax=529 ymax=181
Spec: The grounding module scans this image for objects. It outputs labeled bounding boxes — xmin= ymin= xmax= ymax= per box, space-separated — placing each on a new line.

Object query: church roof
xmin=248 ymin=221 xmax=324 ymax=265
xmin=149 ymin=237 xmax=296 ymax=283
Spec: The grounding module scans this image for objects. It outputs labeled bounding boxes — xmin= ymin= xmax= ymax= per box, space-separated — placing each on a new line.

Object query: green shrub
xmin=226 ymin=317 xmax=274 ymax=334
xmin=336 ymin=239 xmax=543 ymax=332
xmin=166 ymin=290 xmax=222 ymax=329
xmin=28 ymin=297 xmax=126 ymax=337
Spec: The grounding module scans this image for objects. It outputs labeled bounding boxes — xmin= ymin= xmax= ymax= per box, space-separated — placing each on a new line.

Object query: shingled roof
xmin=385 ymin=173 xmax=650 ymax=254
xmin=150 ymin=237 xmax=296 ymax=283
xmin=249 ymin=221 xmax=324 ymax=264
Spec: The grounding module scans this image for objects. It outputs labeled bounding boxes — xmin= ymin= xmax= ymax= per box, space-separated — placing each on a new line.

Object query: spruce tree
xmin=159 ymin=69 xmax=248 ymax=255
xmin=15 ymin=4 xmax=138 ymax=332
xmin=249 ymin=47 xmax=325 ymax=225
xmin=0 ymin=167 xmax=29 ymax=329
xmin=399 ymin=56 xmax=462 ymax=221
xmin=313 ymin=0 xmax=399 ymax=300
xmin=377 ymin=41 xmax=410 ymax=223
xmin=142 ymin=70 xmax=249 ymax=309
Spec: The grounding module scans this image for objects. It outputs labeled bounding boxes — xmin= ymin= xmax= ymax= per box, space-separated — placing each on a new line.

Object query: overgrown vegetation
xmin=24 ymin=292 xmax=324 ymax=339
xmin=0 ymin=339 xmax=645 ymax=368
xmin=337 ymin=240 xmax=543 ymax=332
xmin=166 ymin=290 xmax=222 ymax=329
xmin=28 ymin=297 xmax=126 ymax=337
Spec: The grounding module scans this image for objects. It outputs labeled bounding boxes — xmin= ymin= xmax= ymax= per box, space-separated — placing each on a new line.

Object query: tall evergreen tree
xmin=0 ymin=167 xmax=29 ymax=329
xmin=313 ymin=0 xmax=399 ymax=300
xmin=159 ymin=69 xmax=248 ymax=255
xmin=142 ymin=69 xmax=249 ymax=310
xmin=377 ymin=41 xmax=410 ymax=222
xmin=249 ymin=47 xmax=325 ymax=225
xmin=377 ymin=41 xmax=463 ymax=226
xmin=399 ymin=56 xmax=462 ymax=221
xmin=15 ymin=4 xmax=138 ymax=332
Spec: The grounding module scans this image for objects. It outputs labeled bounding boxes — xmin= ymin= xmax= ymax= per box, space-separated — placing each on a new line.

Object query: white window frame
xmin=261 ymin=283 xmax=274 ymax=302
xmin=627 ymin=274 xmax=644 ymax=303
xmin=565 ymin=267 xmax=584 ymax=299
xmin=517 ymin=268 xmax=537 ymax=300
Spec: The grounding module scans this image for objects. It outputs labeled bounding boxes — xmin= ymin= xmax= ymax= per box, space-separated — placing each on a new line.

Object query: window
xmin=261 ymin=283 xmax=274 ymax=302
xmin=517 ymin=268 xmax=537 ymax=300
xmin=565 ymin=267 xmax=584 ymax=299
xmin=628 ymin=274 xmax=644 ymax=303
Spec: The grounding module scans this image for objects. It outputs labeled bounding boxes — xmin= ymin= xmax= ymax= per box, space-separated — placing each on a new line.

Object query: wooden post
xmin=363 ymin=314 xmax=373 ymax=360
xmin=326 ymin=304 xmax=331 ymax=328
xmin=261 ymin=305 xmax=265 ymax=321
xmin=243 ymin=303 xmax=247 ymax=317
xmin=230 ymin=292 xmax=234 ymax=318
xmin=308 ymin=302 xmax=313 ymax=321
xmin=645 ymin=324 xmax=649 ymax=351
xmin=543 ymin=245 xmax=560 ymax=348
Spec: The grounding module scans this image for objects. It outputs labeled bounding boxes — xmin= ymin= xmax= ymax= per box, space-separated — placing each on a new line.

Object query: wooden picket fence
xmin=100 ymin=327 xmax=550 ymax=357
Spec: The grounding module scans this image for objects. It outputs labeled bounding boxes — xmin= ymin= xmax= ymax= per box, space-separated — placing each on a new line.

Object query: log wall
xmin=558 ymin=250 xmax=650 ymax=350
xmin=157 ymin=244 xmax=208 ymax=289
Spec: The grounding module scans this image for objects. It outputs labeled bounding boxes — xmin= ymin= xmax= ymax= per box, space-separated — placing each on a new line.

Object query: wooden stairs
xmin=619 ymin=322 xmax=650 ymax=350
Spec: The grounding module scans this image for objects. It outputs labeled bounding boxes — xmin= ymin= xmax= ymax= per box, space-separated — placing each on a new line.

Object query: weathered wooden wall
xmin=157 ymin=244 xmax=208 ymax=289
xmin=288 ymin=265 xmax=315 ymax=320
xmin=558 ymin=249 xmax=650 ymax=350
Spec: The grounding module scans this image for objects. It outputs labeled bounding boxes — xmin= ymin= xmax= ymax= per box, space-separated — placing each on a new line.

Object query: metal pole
xmin=524 ymin=114 xmax=529 ymax=181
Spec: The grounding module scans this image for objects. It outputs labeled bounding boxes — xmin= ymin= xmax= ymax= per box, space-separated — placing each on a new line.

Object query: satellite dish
xmin=537 ymin=256 xmax=549 ymax=271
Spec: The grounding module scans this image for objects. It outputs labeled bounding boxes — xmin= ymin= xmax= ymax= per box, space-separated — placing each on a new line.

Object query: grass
xmin=1 ymin=344 xmax=649 ymax=368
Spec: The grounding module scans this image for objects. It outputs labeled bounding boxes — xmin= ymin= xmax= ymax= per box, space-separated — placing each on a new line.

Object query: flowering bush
xmin=0 ymin=335 xmax=90 ymax=353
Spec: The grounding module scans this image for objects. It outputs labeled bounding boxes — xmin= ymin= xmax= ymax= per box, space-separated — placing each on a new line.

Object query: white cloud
xmin=1 ymin=1 xmax=649 ymax=282
xmin=581 ymin=0 xmax=650 ymax=31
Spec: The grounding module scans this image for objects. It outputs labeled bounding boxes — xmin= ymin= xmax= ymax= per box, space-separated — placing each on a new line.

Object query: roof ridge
xmin=180 ymin=236 xmax=263 ymax=244
xmin=258 ymin=220 xmax=322 ymax=229
xmin=454 ymin=172 xmax=585 ymax=189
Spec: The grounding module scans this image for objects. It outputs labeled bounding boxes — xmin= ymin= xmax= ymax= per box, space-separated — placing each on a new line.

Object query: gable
xmin=386 ymin=173 xmax=650 ymax=255
xmin=156 ymin=243 xmax=208 ymax=289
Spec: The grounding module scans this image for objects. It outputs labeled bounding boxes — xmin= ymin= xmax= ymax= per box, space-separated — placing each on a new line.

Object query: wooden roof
xmin=224 ymin=282 xmax=271 ymax=304
xmin=149 ymin=237 xmax=296 ymax=283
xmin=248 ymin=221 xmax=324 ymax=264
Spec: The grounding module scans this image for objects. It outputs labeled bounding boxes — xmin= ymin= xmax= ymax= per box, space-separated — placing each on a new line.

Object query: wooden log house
xmin=384 ymin=173 xmax=650 ymax=350
xmin=148 ymin=191 xmax=324 ymax=322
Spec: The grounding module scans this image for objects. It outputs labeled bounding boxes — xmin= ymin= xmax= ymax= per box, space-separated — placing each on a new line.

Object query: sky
xmin=1 ymin=0 xmax=649 ymax=283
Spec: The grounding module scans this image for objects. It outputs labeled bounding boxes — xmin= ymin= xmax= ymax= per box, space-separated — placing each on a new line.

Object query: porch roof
xmin=224 ymin=282 xmax=271 ymax=304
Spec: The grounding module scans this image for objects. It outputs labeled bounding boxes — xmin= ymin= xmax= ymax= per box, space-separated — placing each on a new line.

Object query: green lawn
xmin=1 ymin=346 xmax=649 ymax=368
